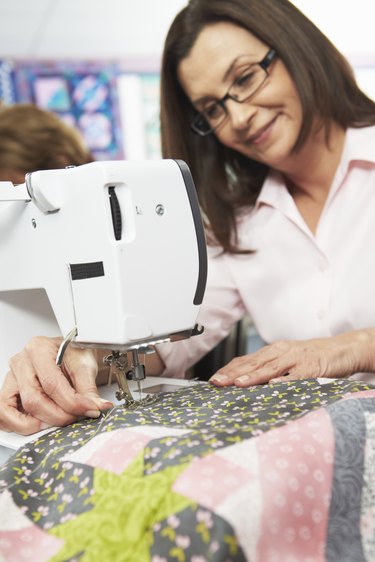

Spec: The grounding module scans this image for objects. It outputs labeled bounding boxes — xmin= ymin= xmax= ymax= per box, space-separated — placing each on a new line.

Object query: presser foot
xmin=103 ymin=350 xmax=158 ymax=409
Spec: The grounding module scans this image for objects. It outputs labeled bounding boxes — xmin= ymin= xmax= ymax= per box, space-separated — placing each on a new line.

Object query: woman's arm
xmin=209 ymin=329 xmax=375 ymax=386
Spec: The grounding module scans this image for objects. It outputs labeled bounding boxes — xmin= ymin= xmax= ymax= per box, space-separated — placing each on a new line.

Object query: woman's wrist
xmin=345 ymin=328 xmax=375 ymax=373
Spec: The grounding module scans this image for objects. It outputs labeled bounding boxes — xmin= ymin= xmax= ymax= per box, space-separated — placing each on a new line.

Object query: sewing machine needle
xmin=137 ymin=380 xmax=142 ymax=400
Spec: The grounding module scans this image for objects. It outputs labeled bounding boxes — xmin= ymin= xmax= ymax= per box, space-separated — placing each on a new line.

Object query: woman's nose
xmin=226 ymin=99 xmax=256 ymax=130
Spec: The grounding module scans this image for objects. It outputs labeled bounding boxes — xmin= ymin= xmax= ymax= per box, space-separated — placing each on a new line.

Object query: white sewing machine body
xmin=0 ymin=159 xmax=207 ymax=380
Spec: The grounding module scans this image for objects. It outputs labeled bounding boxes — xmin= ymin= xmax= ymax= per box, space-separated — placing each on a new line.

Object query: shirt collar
xmin=255 ymin=125 xmax=375 ymax=210
xmin=255 ymin=169 xmax=289 ymax=210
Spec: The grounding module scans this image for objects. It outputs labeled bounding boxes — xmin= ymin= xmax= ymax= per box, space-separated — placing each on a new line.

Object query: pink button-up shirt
xmin=159 ymin=126 xmax=375 ymax=382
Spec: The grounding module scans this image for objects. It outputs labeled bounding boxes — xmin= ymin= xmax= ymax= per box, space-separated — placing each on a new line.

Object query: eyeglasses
xmin=190 ymin=48 xmax=277 ymax=136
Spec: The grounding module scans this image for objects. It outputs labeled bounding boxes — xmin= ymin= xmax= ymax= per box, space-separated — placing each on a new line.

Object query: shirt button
xmin=317 ymin=309 xmax=325 ymax=320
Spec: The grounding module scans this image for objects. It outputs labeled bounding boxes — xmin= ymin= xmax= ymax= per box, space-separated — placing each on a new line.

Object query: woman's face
xmin=177 ymin=22 xmax=303 ymax=171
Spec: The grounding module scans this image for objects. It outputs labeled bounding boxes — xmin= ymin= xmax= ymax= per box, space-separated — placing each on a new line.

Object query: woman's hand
xmin=0 ymin=336 xmax=112 ymax=435
xmin=209 ymin=330 xmax=375 ymax=387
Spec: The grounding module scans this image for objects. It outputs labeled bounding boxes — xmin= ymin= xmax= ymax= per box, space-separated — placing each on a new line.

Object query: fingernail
xmin=237 ymin=375 xmax=251 ymax=383
xmin=40 ymin=422 xmax=52 ymax=430
xmin=98 ymin=399 xmax=113 ymax=410
xmin=210 ymin=374 xmax=228 ymax=383
xmin=85 ymin=409 xmax=101 ymax=418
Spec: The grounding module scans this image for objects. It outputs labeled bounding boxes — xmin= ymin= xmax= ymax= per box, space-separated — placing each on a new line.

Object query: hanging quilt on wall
xmin=11 ymin=60 xmax=123 ymax=161
xmin=0 ymin=60 xmax=16 ymax=105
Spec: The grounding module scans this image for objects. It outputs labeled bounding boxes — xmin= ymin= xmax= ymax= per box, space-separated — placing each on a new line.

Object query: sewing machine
xmin=0 ymin=159 xmax=207 ymax=407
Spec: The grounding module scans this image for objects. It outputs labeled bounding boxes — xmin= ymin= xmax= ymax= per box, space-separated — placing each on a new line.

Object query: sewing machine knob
xmin=108 ymin=186 xmax=122 ymax=240
xmin=126 ymin=363 xmax=146 ymax=381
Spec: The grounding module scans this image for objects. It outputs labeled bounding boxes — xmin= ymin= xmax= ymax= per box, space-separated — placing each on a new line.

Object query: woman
xmin=0 ymin=103 xmax=93 ymax=182
xmin=2 ymin=0 xmax=375 ymax=435
xmin=157 ymin=0 xmax=375 ymax=388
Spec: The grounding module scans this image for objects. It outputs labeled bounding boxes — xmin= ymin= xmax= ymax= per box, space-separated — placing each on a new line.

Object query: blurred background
xmin=0 ymin=0 xmax=374 ymax=161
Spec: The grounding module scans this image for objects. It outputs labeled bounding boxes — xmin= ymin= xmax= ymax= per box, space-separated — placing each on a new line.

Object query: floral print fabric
xmin=0 ymin=378 xmax=374 ymax=562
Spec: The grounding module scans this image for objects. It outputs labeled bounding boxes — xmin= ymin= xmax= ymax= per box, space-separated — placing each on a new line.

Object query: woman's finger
xmin=0 ymin=372 xmax=46 ymax=435
xmin=9 ymin=339 xmax=103 ymax=424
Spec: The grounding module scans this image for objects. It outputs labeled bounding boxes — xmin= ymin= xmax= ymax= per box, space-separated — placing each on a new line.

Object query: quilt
xmin=0 ymin=378 xmax=375 ymax=562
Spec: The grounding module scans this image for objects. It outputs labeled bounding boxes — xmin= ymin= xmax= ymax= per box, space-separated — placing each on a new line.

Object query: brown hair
xmin=160 ymin=0 xmax=375 ymax=253
xmin=0 ymin=103 xmax=93 ymax=181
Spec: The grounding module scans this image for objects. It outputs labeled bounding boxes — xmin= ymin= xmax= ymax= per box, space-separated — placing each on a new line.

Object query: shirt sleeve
xmin=157 ymin=246 xmax=246 ymax=378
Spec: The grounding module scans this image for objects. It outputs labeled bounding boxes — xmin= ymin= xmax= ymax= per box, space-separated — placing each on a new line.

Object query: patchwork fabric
xmin=0 ymin=378 xmax=374 ymax=562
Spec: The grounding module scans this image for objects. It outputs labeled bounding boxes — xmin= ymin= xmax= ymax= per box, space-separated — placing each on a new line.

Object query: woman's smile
xmin=245 ymin=114 xmax=279 ymax=145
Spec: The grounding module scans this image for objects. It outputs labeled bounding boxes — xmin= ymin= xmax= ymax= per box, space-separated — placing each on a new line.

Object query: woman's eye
xmin=204 ymin=103 xmax=221 ymax=120
xmin=234 ymin=70 xmax=256 ymax=89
